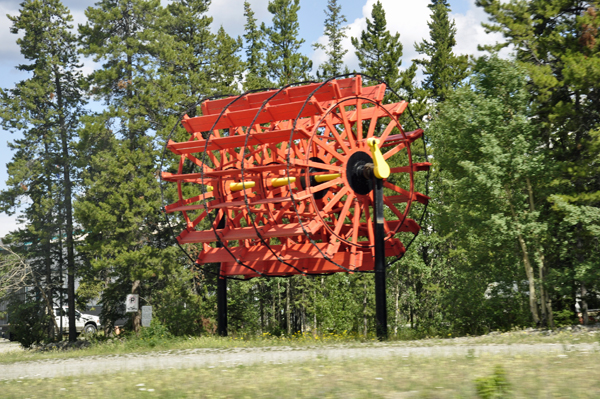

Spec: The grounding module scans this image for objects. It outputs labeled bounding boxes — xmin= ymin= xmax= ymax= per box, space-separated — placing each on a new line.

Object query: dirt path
xmin=1 ymin=342 xmax=597 ymax=380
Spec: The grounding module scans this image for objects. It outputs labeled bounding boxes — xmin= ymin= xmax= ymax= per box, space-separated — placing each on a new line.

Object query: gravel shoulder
xmin=2 ymin=341 xmax=598 ymax=381
xmin=0 ymin=339 xmax=22 ymax=354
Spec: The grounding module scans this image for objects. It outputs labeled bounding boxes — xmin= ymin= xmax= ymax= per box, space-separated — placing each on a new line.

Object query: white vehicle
xmin=54 ymin=307 xmax=101 ymax=335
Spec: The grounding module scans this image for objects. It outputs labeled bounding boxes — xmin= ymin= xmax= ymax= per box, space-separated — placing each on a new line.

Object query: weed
xmin=475 ymin=365 xmax=511 ymax=399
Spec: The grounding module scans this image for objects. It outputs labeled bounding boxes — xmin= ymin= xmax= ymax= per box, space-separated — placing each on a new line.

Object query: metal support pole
xmin=216 ymin=216 xmax=227 ymax=337
xmin=217 ymin=274 xmax=227 ymax=337
xmin=373 ymin=177 xmax=388 ymax=340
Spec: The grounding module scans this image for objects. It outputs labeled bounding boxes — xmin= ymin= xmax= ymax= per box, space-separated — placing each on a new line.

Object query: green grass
xmin=3 ymin=350 xmax=600 ymax=398
xmin=1 ymin=326 xmax=598 ymax=365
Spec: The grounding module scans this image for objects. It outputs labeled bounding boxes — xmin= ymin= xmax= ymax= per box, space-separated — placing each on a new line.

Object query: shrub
xmin=553 ymin=309 xmax=578 ymax=327
xmin=8 ymin=298 xmax=51 ymax=348
xmin=475 ymin=365 xmax=511 ymax=399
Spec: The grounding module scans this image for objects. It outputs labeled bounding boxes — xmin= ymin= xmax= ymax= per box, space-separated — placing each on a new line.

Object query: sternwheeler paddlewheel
xmin=161 ymin=75 xmax=429 ymax=278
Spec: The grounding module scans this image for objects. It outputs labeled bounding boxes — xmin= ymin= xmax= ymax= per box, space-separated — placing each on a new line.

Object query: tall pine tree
xmin=159 ymin=0 xmax=244 ymax=111
xmin=414 ymin=0 xmax=468 ymax=102
xmin=431 ymin=57 xmax=551 ymax=329
xmin=243 ymin=1 xmax=271 ymax=90
xmin=313 ymin=0 xmax=349 ymax=78
xmin=0 ymin=0 xmax=86 ymax=341
xmin=263 ymin=0 xmax=313 ymax=85
xmin=77 ymin=0 xmax=175 ymax=332
xmin=351 ymin=0 xmax=415 ymax=95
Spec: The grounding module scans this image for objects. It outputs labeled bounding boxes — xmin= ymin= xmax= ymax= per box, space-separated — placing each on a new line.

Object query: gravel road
xmin=1 ymin=341 xmax=597 ymax=381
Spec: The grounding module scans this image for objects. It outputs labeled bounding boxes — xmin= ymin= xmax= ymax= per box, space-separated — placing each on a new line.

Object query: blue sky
xmin=0 ymin=0 xmax=504 ymax=237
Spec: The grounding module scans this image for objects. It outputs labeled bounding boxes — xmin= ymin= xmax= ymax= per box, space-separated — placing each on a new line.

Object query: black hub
xmin=346 ymin=151 xmax=374 ymax=195
xmin=301 ymin=157 xmax=329 ymax=200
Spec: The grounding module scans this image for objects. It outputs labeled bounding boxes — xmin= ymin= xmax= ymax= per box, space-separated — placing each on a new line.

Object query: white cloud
xmin=321 ymin=0 xmax=431 ymax=74
xmin=311 ymin=0 xmax=512 ymax=76
xmin=0 ymin=213 xmax=21 ymax=239
xmin=451 ymin=0 xmax=510 ymax=59
xmin=0 ymin=3 xmax=24 ymax=68
xmin=209 ymin=0 xmax=271 ymax=37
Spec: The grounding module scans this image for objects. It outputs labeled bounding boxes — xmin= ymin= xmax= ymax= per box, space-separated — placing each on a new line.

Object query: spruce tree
xmin=351 ymin=0 xmax=415 ymax=94
xmin=160 ymin=0 xmax=244 ymax=109
xmin=243 ymin=1 xmax=271 ymax=90
xmin=263 ymin=0 xmax=313 ymax=85
xmin=313 ymin=0 xmax=349 ymax=78
xmin=0 ymin=0 xmax=85 ymax=341
xmin=77 ymin=0 xmax=175 ymax=332
xmin=79 ymin=0 xmax=162 ymax=142
xmin=414 ymin=0 xmax=468 ymax=102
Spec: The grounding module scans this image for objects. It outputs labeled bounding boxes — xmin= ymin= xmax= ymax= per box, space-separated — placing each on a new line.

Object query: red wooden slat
xmin=201 ymin=78 xmax=384 ymax=116
xmin=167 ymin=128 xmax=310 ymax=154
xmin=178 ymin=220 xmax=323 ymax=244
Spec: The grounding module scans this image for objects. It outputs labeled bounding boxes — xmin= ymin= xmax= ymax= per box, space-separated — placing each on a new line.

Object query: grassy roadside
xmin=3 ymin=350 xmax=600 ymax=398
xmin=1 ymin=326 xmax=598 ymax=365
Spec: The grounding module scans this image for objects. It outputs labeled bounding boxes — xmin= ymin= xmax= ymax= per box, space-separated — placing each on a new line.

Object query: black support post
xmin=373 ymin=177 xmax=388 ymax=340
xmin=217 ymin=274 xmax=227 ymax=337
xmin=216 ymin=216 xmax=227 ymax=337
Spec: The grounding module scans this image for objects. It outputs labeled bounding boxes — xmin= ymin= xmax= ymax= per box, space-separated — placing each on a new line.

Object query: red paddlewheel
xmin=162 ymin=76 xmax=430 ymax=278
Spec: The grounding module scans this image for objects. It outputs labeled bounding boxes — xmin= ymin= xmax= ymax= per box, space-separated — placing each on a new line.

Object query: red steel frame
xmin=162 ymin=76 xmax=430 ymax=278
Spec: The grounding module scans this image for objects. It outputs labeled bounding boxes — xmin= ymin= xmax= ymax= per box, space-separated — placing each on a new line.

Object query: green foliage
xmin=8 ymin=297 xmax=51 ymax=348
xmin=1 ymin=0 xmax=86 ymax=341
xmin=139 ymin=319 xmax=172 ymax=340
xmin=552 ymin=309 xmax=578 ymax=327
xmin=478 ymin=0 xmax=600 ymax=325
xmin=243 ymin=1 xmax=272 ymax=90
xmin=264 ymin=0 xmax=313 ymax=85
xmin=475 ymin=365 xmax=512 ymax=399
xmin=151 ymin=269 xmax=212 ymax=336
xmin=414 ymin=0 xmax=468 ymax=102
xmin=430 ymin=56 xmax=544 ymax=332
xmin=160 ymin=0 xmax=244 ymax=109
xmin=351 ymin=1 xmax=415 ymax=95
xmin=313 ymin=0 xmax=349 ymax=78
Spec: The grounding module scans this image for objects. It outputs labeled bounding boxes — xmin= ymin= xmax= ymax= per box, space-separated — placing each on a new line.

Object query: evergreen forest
xmin=1 ymin=0 xmax=599 ymax=344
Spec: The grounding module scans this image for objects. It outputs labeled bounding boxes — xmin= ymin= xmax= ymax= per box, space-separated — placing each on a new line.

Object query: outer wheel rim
xmin=295 ymin=96 xmax=415 ymax=249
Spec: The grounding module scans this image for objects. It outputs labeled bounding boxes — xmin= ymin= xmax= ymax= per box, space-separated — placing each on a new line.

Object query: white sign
xmin=141 ymin=306 xmax=152 ymax=327
xmin=126 ymin=294 xmax=139 ymax=313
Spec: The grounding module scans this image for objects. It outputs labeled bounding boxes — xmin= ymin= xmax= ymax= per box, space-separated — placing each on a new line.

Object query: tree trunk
xmin=538 ymin=261 xmax=547 ymax=327
xmin=517 ymin=234 xmax=540 ymax=325
xmin=276 ymin=280 xmax=281 ymax=328
xmin=545 ymin=269 xmax=554 ymax=329
xmin=526 ymin=177 xmax=552 ymax=328
xmin=576 ymin=224 xmax=588 ymax=326
xmin=301 ymin=284 xmax=306 ymax=333
xmin=55 ymin=72 xmax=77 ymax=343
xmin=581 ymin=282 xmax=589 ymax=325
xmin=43 ymin=146 xmax=54 ymax=339
xmin=505 ymin=186 xmax=539 ymax=325
xmin=132 ymin=280 xmax=141 ymax=333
